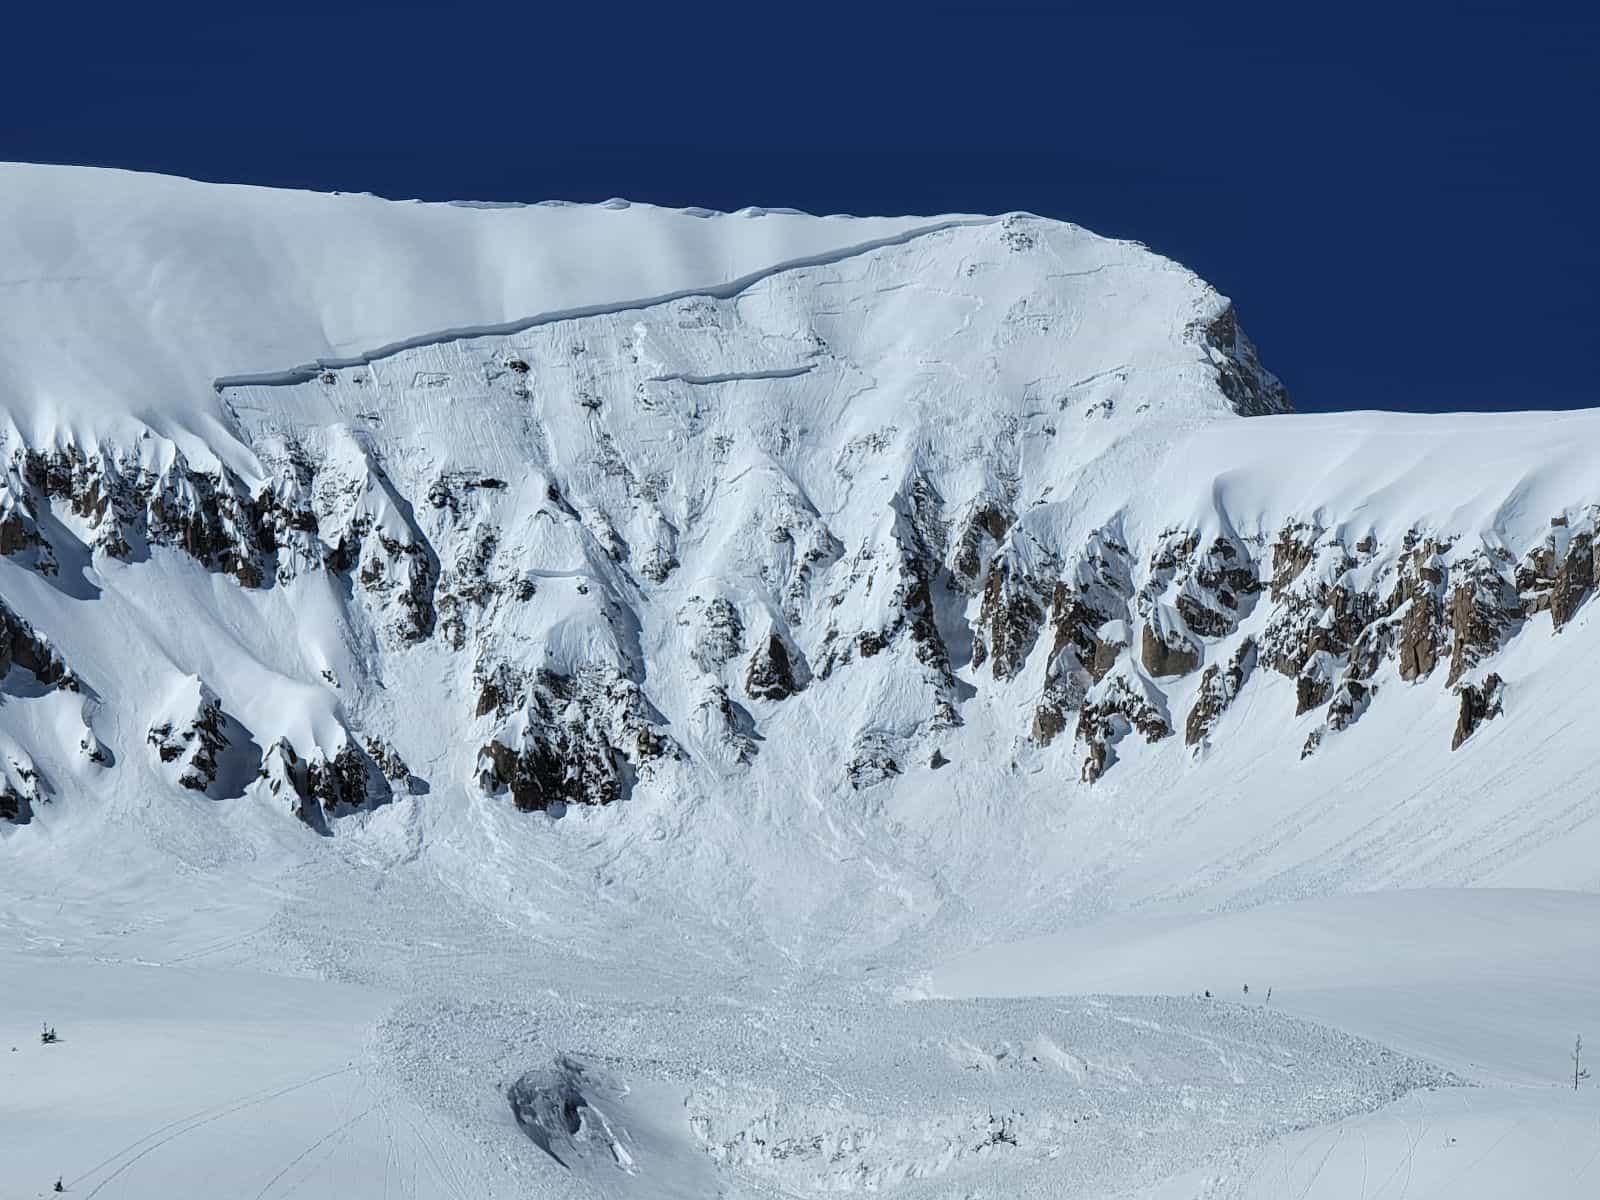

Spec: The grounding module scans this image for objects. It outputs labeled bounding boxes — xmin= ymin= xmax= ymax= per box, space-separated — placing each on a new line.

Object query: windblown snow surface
xmin=3 ymin=164 xmax=1599 ymax=1198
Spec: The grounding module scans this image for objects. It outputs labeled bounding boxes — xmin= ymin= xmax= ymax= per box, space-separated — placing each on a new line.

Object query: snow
xmin=0 ymin=162 xmax=967 ymax=447
xmin=1 ymin=164 xmax=1598 ymax=1197
xmin=3 ymin=954 xmax=410 ymax=1199
xmin=933 ymin=889 xmax=1600 ymax=1195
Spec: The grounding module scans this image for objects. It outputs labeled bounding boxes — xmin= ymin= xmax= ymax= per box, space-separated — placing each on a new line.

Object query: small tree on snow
xmin=1574 ymin=1035 xmax=1590 ymax=1091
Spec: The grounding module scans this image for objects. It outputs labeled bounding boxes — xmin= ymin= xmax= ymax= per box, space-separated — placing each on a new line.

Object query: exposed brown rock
xmin=951 ymin=501 xmax=1012 ymax=592
xmin=1550 ymin=532 xmax=1594 ymax=630
xmin=477 ymin=667 xmax=676 ymax=811
xmin=305 ymin=742 xmax=377 ymax=813
xmin=1185 ymin=638 xmax=1256 ymax=746
xmin=975 ymin=557 xmax=1046 ymax=680
xmin=1270 ymin=524 xmax=1319 ymax=601
xmin=1077 ymin=676 xmax=1172 ymax=784
xmin=1295 ymin=665 xmax=1334 ymax=716
xmin=1325 ymin=678 xmax=1373 ymax=733
xmin=1032 ymin=532 xmax=1135 ymax=747
xmin=0 ymin=600 xmax=71 ymax=688
xmin=1451 ymin=673 xmax=1505 ymax=750
xmin=815 ymin=480 xmax=959 ymax=726
xmin=1090 ymin=630 xmax=1126 ymax=681
xmin=1446 ymin=553 xmax=1521 ymax=684
xmin=1393 ymin=539 xmax=1449 ymax=681
xmin=1141 ymin=621 xmax=1200 ymax=678
xmin=1191 ymin=302 xmax=1293 ymax=417
xmin=1028 ymin=703 xmax=1065 ymax=746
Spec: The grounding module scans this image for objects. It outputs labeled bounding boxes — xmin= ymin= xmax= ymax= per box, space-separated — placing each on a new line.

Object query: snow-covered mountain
xmin=3 ymin=162 xmax=1595 ymax=867
xmin=4 ymin=164 xmax=1599 ymax=1199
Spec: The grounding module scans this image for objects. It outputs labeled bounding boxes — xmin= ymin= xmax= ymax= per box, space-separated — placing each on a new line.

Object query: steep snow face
xmin=5 ymin=167 xmax=1600 ymax=1200
xmin=0 ymin=163 xmax=963 ymax=444
xmin=0 ymin=165 xmax=1596 ymax=943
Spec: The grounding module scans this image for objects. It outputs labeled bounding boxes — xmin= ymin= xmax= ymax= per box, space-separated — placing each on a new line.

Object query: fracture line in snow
xmin=211 ymin=216 xmax=1005 ymax=390
xmin=646 ymin=365 xmax=817 ymax=385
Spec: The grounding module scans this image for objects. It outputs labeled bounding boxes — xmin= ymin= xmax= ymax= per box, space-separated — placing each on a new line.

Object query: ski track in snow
xmin=74 ymin=1066 xmax=359 ymax=1197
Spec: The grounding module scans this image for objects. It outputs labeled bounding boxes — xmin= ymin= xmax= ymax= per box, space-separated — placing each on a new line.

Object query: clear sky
xmin=5 ymin=0 xmax=1595 ymax=413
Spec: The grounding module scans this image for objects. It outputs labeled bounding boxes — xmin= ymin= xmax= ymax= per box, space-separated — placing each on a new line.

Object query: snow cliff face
xmin=0 ymin=167 xmax=1596 ymax=933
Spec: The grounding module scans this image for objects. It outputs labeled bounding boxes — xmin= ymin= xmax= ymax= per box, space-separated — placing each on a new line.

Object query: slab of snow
xmin=0 ymin=162 xmax=975 ymax=443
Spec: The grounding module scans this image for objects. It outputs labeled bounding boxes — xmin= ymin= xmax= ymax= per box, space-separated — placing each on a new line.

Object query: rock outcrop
xmin=147 ymin=681 xmax=228 ymax=793
xmin=0 ymin=196 xmax=1586 ymax=832
xmin=746 ymin=631 xmax=800 ymax=701
xmin=1452 ymin=674 xmax=1505 ymax=750
xmin=0 ymin=600 xmax=72 ymax=691
xmin=257 ymin=735 xmax=392 ymax=829
xmin=1186 ymin=638 xmax=1257 ymax=747
xmin=0 ymin=749 xmax=46 ymax=823
xmin=1077 ymin=671 xmax=1173 ymax=784
xmin=477 ymin=668 xmax=676 ymax=811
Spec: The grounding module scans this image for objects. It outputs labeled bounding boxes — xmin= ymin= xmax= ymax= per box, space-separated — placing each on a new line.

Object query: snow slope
xmin=934 ymin=889 xmax=1600 ymax=1196
xmin=2 ymin=164 xmax=1598 ymax=1197
xmin=0 ymin=163 xmax=958 ymax=442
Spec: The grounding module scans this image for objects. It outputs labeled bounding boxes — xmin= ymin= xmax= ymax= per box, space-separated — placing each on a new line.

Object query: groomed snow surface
xmin=2 ymin=166 xmax=1599 ymax=1197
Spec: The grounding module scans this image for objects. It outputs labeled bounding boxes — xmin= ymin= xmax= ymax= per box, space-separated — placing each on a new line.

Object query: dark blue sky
xmin=5 ymin=1 xmax=1595 ymax=413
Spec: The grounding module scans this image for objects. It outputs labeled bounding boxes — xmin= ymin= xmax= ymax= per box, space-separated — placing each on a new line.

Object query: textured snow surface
xmin=0 ymin=163 xmax=958 ymax=442
xmin=2 ymin=166 xmax=1598 ymax=1197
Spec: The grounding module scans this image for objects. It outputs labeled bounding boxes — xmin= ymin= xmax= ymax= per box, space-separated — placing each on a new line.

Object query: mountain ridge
xmin=5 ymin=165 xmax=1600 ymax=1200
xmin=1 ymin=164 xmax=1595 ymax=935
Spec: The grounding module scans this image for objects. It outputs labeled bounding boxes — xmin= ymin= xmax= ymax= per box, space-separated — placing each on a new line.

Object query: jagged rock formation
xmin=4 ymin=393 xmax=1592 ymax=815
xmin=1186 ymin=638 xmax=1257 ymax=748
xmin=0 ymin=748 xmax=46 ymax=823
xmin=688 ymin=596 xmax=745 ymax=674
xmin=1192 ymin=304 xmax=1292 ymax=418
xmin=258 ymin=735 xmax=394 ymax=829
xmin=745 ymin=630 xmax=800 ymax=701
xmin=147 ymin=680 xmax=228 ymax=792
xmin=1452 ymin=674 xmax=1505 ymax=750
xmin=0 ymin=599 xmax=72 ymax=692
xmin=305 ymin=742 xmax=382 ymax=815
xmin=1032 ymin=530 xmax=1136 ymax=746
xmin=477 ymin=668 xmax=675 ymax=811
xmin=1078 ymin=672 xmax=1173 ymax=784
xmin=0 ymin=176 xmax=1593 ymax=846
